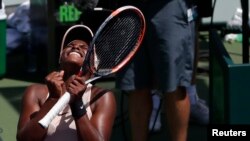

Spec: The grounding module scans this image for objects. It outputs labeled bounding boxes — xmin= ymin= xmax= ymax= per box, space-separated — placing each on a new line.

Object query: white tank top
xmin=44 ymin=84 xmax=93 ymax=141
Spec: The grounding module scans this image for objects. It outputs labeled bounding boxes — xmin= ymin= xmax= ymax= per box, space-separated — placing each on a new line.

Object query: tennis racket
xmin=38 ymin=5 xmax=146 ymax=128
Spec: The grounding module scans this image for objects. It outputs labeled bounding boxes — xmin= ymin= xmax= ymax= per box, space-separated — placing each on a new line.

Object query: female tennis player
xmin=16 ymin=25 xmax=117 ymax=141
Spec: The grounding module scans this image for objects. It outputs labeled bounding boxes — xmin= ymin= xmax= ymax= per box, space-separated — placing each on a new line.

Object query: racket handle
xmin=38 ymin=92 xmax=71 ymax=128
xmin=38 ymin=76 xmax=101 ymax=128
xmin=85 ymin=76 xmax=102 ymax=84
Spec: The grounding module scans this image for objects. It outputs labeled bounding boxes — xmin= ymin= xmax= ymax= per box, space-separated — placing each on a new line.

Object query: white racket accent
xmin=38 ymin=92 xmax=71 ymax=128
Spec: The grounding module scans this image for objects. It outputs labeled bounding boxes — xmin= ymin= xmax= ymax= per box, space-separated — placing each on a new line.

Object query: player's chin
xmin=64 ymin=60 xmax=82 ymax=68
xmin=65 ymin=56 xmax=82 ymax=63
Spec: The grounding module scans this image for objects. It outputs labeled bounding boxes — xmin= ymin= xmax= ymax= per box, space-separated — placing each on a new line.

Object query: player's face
xmin=60 ymin=40 xmax=88 ymax=67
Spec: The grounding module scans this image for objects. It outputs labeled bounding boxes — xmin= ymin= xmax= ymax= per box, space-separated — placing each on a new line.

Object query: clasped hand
xmin=45 ymin=70 xmax=87 ymax=103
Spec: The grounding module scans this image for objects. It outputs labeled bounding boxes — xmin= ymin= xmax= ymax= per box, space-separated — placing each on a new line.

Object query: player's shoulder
xmin=25 ymin=83 xmax=47 ymax=92
xmin=90 ymin=86 xmax=116 ymax=109
xmin=23 ymin=83 xmax=48 ymax=100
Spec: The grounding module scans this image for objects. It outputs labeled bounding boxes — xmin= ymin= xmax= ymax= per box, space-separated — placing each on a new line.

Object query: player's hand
xmin=45 ymin=70 xmax=65 ymax=98
xmin=67 ymin=75 xmax=87 ymax=103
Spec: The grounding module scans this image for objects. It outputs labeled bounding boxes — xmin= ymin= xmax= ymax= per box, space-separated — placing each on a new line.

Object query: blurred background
xmin=1 ymin=0 xmax=250 ymax=141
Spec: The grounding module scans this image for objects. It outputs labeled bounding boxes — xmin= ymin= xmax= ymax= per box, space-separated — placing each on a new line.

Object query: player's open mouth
xmin=69 ymin=51 xmax=82 ymax=58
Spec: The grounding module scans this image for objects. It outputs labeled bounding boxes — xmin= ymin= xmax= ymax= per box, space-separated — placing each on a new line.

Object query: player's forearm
xmin=17 ymin=98 xmax=59 ymax=141
xmin=16 ymin=119 xmax=47 ymax=141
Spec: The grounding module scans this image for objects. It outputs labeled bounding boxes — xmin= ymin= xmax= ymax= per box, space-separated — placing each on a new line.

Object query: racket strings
xmin=94 ymin=11 xmax=143 ymax=74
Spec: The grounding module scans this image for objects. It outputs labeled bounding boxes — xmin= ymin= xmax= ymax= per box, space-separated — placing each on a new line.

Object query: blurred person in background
xmin=116 ymin=0 xmax=211 ymax=140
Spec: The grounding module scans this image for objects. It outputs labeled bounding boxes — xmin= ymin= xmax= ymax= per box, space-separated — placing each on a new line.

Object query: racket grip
xmin=85 ymin=76 xmax=102 ymax=84
xmin=38 ymin=92 xmax=71 ymax=128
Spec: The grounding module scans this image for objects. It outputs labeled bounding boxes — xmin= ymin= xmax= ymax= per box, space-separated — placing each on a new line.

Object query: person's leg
xmin=128 ymin=88 xmax=152 ymax=141
xmin=164 ymin=87 xmax=190 ymax=141
xmin=187 ymin=84 xmax=209 ymax=125
xmin=115 ymin=33 xmax=152 ymax=141
xmin=187 ymin=19 xmax=209 ymax=125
